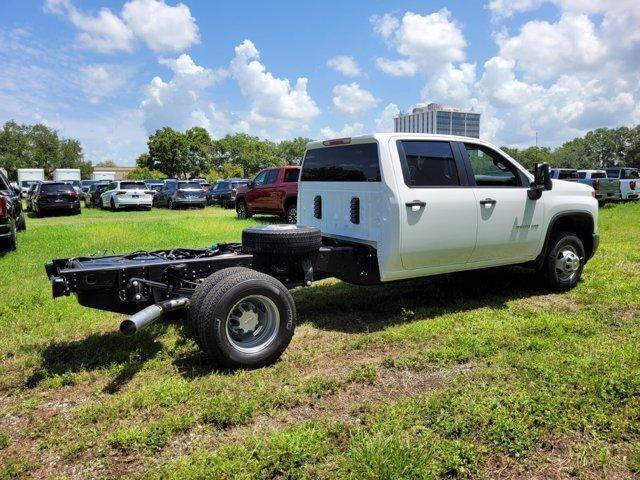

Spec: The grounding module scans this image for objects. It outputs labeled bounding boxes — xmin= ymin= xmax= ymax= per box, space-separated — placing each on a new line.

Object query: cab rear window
xmin=41 ymin=183 xmax=73 ymax=193
xmin=301 ymin=143 xmax=380 ymax=182
xmin=120 ymin=182 xmax=145 ymax=190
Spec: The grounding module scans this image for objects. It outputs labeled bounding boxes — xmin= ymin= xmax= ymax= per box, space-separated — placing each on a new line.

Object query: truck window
xmin=591 ymin=172 xmax=606 ymax=179
xmin=301 ymin=143 xmax=380 ymax=182
xmin=578 ymin=172 xmax=586 ymax=179
xmin=284 ymin=169 xmax=300 ymax=182
xmin=624 ymin=169 xmax=638 ymax=179
xmin=265 ymin=169 xmax=280 ymax=185
xmin=464 ymin=144 xmax=521 ymax=187
xmin=557 ymin=170 xmax=578 ymax=179
xmin=398 ymin=141 xmax=459 ymax=187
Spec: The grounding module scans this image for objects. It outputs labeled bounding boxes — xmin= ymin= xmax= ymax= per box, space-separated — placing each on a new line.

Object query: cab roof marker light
xmin=322 ymin=137 xmax=351 ymax=146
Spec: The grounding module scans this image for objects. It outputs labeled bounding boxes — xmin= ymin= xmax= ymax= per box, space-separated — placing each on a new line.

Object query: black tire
xmin=242 ymin=224 xmax=321 ymax=255
xmin=1 ymin=221 xmax=17 ymax=252
xmin=285 ymin=202 xmax=297 ymax=224
xmin=168 ymin=198 xmax=175 ymax=210
xmin=236 ymin=200 xmax=251 ymax=219
xmin=540 ymin=230 xmax=585 ymax=291
xmin=222 ymin=198 xmax=228 ymax=209
xmin=110 ymin=198 xmax=116 ymax=211
xmin=188 ymin=267 xmax=251 ymax=350
xmin=195 ymin=267 xmax=295 ymax=369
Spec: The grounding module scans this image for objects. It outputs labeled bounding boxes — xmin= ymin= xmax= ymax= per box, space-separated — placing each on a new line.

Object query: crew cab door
xmin=461 ymin=142 xmax=544 ymax=263
xmin=262 ymin=168 xmax=281 ymax=211
xmin=393 ymin=140 xmax=477 ymax=270
xmin=245 ymin=170 xmax=269 ymax=211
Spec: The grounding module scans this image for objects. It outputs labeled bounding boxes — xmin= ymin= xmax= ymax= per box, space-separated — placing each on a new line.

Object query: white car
xmin=100 ymin=181 xmax=153 ymax=210
xmin=605 ymin=167 xmax=639 ymax=200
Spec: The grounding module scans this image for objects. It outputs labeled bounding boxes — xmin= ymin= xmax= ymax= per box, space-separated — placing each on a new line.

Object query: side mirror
xmin=528 ymin=163 xmax=552 ymax=200
xmin=247 ymin=181 xmax=254 ymax=189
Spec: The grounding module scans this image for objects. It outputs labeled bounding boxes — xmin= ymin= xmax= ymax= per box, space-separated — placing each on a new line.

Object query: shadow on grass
xmin=294 ymin=266 xmax=546 ymax=333
xmin=25 ymin=267 xmax=549 ymax=385
xmin=25 ymin=326 xmax=167 ymax=393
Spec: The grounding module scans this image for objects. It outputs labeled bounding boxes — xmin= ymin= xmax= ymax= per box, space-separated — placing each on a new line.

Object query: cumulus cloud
xmin=375 ymin=103 xmax=400 ymax=131
xmin=121 ymin=0 xmax=199 ymax=52
xmin=327 ymin=55 xmax=362 ymax=77
xmin=44 ymin=0 xmax=199 ymax=53
xmin=373 ymin=9 xmax=466 ymax=75
xmin=332 ymin=83 xmax=379 ymax=116
xmin=229 ymin=39 xmax=320 ymax=135
xmin=140 ymin=54 xmax=229 ymax=135
xmin=44 ymin=0 xmax=134 ymax=53
xmin=320 ymin=122 xmax=364 ymax=139
xmin=374 ymin=58 xmax=417 ymax=77
xmin=77 ymin=64 xmax=133 ymax=104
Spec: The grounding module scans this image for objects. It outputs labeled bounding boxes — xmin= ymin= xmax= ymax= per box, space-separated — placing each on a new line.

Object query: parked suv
xmin=32 ymin=182 xmax=81 ymax=216
xmin=0 ymin=171 xmax=26 ymax=232
xmin=235 ymin=167 xmax=299 ymax=223
xmin=85 ymin=182 xmax=110 ymax=208
xmin=209 ymin=178 xmax=248 ymax=208
xmin=153 ymin=180 xmax=206 ymax=209
xmin=101 ymin=181 xmax=153 ymax=211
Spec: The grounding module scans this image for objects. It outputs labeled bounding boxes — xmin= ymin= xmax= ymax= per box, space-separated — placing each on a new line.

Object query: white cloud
xmin=44 ymin=0 xmax=134 ymax=53
xmin=327 ymin=55 xmax=362 ymax=77
xmin=44 ymin=0 xmax=199 ymax=53
xmin=422 ymin=63 xmax=477 ymax=104
xmin=140 ymin=54 xmax=228 ymax=135
xmin=320 ymin=122 xmax=364 ymax=139
xmin=121 ymin=0 xmax=199 ymax=52
xmin=77 ymin=64 xmax=133 ymax=104
xmin=374 ymin=58 xmax=417 ymax=77
xmin=375 ymin=103 xmax=400 ymax=131
xmin=370 ymin=13 xmax=399 ymax=39
xmin=332 ymin=83 xmax=379 ymax=116
xmin=374 ymin=9 xmax=466 ymax=75
xmin=496 ymin=13 xmax=606 ymax=81
xmin=229 ymin=39 xmax=320 ymax=135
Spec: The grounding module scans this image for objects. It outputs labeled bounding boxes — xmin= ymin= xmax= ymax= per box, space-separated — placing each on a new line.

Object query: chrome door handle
xmin=479 ymin=198 xmax=497 ymax=206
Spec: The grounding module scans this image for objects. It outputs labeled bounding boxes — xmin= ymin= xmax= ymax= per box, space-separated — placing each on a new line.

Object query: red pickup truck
xmin=235 ymin=166 xmax=299 ymax=223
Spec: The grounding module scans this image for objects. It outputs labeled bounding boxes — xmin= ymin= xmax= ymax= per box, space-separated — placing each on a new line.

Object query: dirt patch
xmin=486 ymin=435 xmax=635 ymax=479
xmin=524 ymin=293 xmax=583 ymax=314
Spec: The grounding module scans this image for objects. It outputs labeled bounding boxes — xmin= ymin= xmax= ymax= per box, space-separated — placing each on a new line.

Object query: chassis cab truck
xmin=46 ymin=134 xmax=599 ymax=369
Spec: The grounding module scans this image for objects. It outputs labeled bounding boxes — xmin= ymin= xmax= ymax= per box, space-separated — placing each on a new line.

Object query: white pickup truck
xmin=605 ymin=167 xmax=639 ymax=200
xmin=46 ymin=134 xmax=599 ymax=369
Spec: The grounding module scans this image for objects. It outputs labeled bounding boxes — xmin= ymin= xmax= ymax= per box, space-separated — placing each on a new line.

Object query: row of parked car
xmin=549 ymin=167 xmax=638 ymax=205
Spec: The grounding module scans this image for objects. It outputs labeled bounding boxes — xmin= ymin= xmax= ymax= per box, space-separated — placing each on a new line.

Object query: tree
xmin=126 ymin=166 xmax=166 ymax=180
xmin=213 ymin=133 xmax=281 ymax=177
xmin=553 ymin=138 xmax=591 ymax=169
xmin=277 ymin=137 xmax=311 ymax=165
xmin=95 ymin=159 xmax=118 ymax=168
xmin=184 ymin=127 xmax=213 ymax=177
xmin=0 ymin=120 xmax=88 ymax=180
xmin=626 ymin=126 xmax=640 ymax=169
xmin=147 ymin=127 xmax=189 ymax=178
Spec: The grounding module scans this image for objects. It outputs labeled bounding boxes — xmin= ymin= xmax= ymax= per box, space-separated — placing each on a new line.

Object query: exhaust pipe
xmin=120 ymin=297 xmax=190 ymax=335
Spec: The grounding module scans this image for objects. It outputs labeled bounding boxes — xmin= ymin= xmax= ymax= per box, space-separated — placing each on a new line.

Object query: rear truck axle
xmin=120 ymin=297 xmax=189 ymax=335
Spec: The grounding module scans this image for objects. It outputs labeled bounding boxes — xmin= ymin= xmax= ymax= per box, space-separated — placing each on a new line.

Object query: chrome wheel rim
xmin=225 ymin=295 xmax=280 ymax=353
xmin=555 ymin=245 xmax=580 ymax=281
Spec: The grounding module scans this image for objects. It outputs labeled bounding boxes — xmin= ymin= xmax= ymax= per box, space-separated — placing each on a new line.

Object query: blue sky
xmin=0 ymin=0 xmax=638 ymax=165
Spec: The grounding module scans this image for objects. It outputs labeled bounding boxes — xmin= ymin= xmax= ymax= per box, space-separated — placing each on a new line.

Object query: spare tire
xmin=242 ymin=225 xmax=321 ymax=255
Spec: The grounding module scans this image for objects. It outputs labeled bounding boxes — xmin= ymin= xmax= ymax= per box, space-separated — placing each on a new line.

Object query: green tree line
xmin=133 ymin=126 xmax=311 ymax=180
xmin=0 ymin=121 xmax=92 ymax=180
xmin=502 ymin=126 xmax=640 ymax=170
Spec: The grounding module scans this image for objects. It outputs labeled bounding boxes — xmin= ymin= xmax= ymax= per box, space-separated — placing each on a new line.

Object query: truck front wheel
xmin=236 ymin=200 xmax=251 ymax=219
xmin=194 ymin=267 xmax=295 ymax=369
xmin=540 ymin=230 xmax=585 ymax=291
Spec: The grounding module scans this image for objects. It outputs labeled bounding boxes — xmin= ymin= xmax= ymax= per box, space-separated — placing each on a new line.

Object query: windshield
xmin=120 ymin=182 xmax=146 ymax=190
xmin=302 ymin=143 xmax=381 ymax=182
xmin=178 ymin=181 xmax=202 ymax=189
xmin=41 ymin=183 xmax=74 ymax=194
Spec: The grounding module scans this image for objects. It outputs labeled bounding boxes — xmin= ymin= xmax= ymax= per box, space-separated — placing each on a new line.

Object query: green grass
xmin=0 ymin=203 xmax=639 ymax=479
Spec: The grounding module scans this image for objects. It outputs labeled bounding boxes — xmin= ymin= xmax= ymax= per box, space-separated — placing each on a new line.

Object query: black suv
xmin=0 ymin=170 xmax=26 ymax=251
xmin=208 ymin=178 xmax=248 ymax=208
xmin=31 ymin=182 xmax=81 ymax=216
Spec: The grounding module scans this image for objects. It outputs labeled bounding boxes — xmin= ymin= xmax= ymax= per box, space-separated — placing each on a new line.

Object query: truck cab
xmin=299 ymin=134 xmax=598 ymax=282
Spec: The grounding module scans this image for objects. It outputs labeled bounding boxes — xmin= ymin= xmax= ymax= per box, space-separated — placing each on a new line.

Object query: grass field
xmin=0 ymin=203 xmax=639 ymax=479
